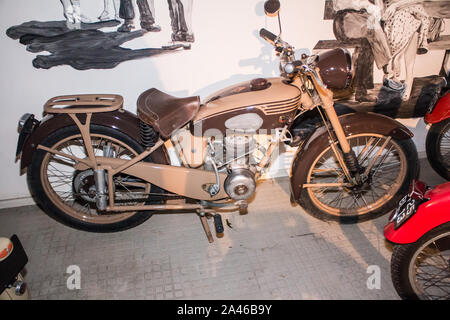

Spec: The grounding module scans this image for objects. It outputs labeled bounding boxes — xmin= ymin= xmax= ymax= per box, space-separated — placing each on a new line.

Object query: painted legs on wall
xmin=99 ymin=0 xmax=121 ymax=21
xmin=60 ymin=0 xmax=91 ymax=29
xmin=168 ymin=0 xmax=194 ymax=43
xmin=118 ymin=0 xmax=161 ymax=33
xmin=116 ymin=0 xmax=194 ymax=43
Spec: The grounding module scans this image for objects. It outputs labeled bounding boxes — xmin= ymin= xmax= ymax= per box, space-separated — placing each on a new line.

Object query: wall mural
xmin=6 ymin=0 xmax=194 ymax=70
xmin=318 ymin=0 xmax=450 ymax=118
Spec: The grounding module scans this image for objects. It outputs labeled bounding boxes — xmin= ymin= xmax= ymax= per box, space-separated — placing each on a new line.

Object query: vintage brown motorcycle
xmin=15 ymin=1 xmax=418 ymax=242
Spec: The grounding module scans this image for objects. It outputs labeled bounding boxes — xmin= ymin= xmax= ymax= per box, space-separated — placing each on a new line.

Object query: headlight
xmin=316 ymin=48 xmax=353 ymax=90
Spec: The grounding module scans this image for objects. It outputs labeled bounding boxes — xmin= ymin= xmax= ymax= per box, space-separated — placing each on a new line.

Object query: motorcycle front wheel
xmin=27 ymin=125 xmax=164 ymax=233
xmin=426 ymin=118 xmax=450 ymax=180
xmin=390 ymin=223 xmax=450 ymax=300
xmin=298 ymin=133 xmax=418 ymax=223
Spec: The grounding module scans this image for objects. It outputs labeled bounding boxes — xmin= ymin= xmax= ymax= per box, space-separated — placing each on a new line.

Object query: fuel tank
xmin=192 ymin=77 xmax=301 ymax=135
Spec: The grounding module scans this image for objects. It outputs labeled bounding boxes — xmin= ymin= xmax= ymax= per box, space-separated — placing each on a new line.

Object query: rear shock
xmin=140 ymin=121 xmax=159 ymax=148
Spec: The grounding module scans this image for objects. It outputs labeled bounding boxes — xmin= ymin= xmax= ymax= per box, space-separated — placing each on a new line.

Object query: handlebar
xmin=259 ymin=29 xmax=331 ymax=102
xmin=259 ymin=27 xmax=294 ymax=57
xmin=259 ymin=29 xmax=324 ymax=83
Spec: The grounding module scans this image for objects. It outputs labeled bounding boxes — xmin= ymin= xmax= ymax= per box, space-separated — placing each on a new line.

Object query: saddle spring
xmin=140 ymin=121 xmax=159 ymax=148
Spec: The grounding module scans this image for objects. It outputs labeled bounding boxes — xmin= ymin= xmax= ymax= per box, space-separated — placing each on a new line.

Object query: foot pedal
xmin=213 ymin=214 xmax=224 ymax=238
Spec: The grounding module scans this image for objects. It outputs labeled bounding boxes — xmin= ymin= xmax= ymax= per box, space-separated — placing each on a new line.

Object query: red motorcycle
xmin=384 ymin=180 xmax=450 ymax=300
xmin=425 ymin=92 xmax=450 ymax=180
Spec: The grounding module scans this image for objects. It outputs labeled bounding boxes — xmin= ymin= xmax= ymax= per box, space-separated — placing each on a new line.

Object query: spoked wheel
xmin=27 ymin=125 xmax=164 ymax=232
xmin=391 ymin=223 xmax=450 ymax=300
xmin=299 ymin=133 xmax=418 ymax=223
xmin=426 ymin=119 xmax=450 ymax=180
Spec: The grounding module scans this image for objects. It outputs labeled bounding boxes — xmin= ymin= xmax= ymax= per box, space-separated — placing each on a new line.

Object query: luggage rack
xmin=44 ymin=94 xmax=124 ymax=114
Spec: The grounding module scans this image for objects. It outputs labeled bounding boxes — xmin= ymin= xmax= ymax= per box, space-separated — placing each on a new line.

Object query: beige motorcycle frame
xmin=38 ymin=70 xmax=354 ymax=213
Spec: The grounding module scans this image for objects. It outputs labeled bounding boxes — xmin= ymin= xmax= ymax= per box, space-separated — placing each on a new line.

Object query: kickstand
xmin=199 ymin=215 xmax=214 ymax=243
xmin=198 ymin=209 xmax=225 ymax=243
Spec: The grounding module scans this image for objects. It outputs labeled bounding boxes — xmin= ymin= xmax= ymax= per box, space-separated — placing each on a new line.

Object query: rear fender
xmin=19 ymin=110 xmax=170 ymax=174
xmin=384 ymin=182 xmax=450 ymax=244
xmin=290 ymin=112 xmax=413 ymax=202
xmin=424 ymin=92 xmax=450 ymax=124
xmin=383 ymin=209 xmax=450 ymax=244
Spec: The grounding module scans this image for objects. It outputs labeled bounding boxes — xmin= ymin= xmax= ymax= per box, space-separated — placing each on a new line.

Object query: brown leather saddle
xmin=137 ymin=88 xmax=200 ymax=139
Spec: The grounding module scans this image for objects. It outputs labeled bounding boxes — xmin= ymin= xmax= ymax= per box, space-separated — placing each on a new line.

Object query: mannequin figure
xmin=333 ymin=0 xmax=392 ymax=71
xmin=382 ymin=0 xmax=430 ymax=101
xmin=333 ymin=0 xmax=430 ymax=101
xmin=333 ymin=0 xmax=392 ymax=102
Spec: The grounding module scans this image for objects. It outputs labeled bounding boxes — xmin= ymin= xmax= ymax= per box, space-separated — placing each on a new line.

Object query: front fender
xmin=290 ymin=112 xmax=413 ymax=202
xmin=384 ymin=182 xmax=450 ymax=244
xmin=19 ymin=110 xmax=170 ymax=174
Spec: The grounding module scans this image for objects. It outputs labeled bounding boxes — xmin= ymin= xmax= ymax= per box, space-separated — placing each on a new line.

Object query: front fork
xmin=299 ymin=72 xmax=363 ymax=186
xmin=321 ymin=100 xmax=363 ymax=185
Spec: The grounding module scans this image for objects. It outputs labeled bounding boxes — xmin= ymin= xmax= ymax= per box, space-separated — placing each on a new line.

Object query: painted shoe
xmin=383 ymin=78 xmax=405 ymax=92
xmin=140 ymin=21 xmax=161 ymax=32
xmin=171 ymin=32 xmax=195 ymax=43
xmin=118 ymin=21 xmax=135 ymax=32
xmin=98 ymin=10 xmax=111 ymax=21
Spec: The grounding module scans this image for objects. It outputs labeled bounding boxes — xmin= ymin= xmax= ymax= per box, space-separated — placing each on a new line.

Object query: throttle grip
xmin=259 ymin=28 xmax=277 ymax=44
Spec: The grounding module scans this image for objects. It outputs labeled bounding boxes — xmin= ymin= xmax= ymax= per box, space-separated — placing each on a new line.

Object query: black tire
xmin=299 ymin=135 xmax=419 ymax=223
xmin=390 ymin=222 xmax=450 ymax=300
xmin=426 ymin=119 xmax=450 ymax=180
xmin=27 ymin=125 xmax=164 ymax=233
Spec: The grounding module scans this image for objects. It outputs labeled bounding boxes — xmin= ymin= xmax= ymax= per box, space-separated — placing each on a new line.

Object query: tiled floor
xmin=0 ymin=158 xmax=446 ymax=300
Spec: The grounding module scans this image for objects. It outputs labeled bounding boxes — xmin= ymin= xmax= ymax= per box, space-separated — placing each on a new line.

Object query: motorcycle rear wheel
xmin=426 ymin=118 xmax=450 ymax=180
xmin=299 ymin=133 xmax=418 ymax=223
xmin=27 ymin=125 xmax=164 ymax=233
xmin=390 ymin=223 xmax=450 ymax=300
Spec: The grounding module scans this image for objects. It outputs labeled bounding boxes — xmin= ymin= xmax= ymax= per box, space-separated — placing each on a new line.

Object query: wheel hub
xmin=343 ymin=172 xmax=372 ymax=195
xmin=73 ymin=170 xmax=97 ymax=203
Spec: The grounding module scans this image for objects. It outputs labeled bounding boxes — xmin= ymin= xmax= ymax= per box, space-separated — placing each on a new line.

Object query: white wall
xmin=0 ymin=0 xmax=444 ymax=208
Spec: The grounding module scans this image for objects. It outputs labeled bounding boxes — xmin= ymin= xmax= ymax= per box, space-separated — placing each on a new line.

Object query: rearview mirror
xmin=264 ymin=0 xmax=280 ymax=17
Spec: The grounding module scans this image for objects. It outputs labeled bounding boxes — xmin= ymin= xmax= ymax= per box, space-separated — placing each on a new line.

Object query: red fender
xmin=425 ymin=92 xmax=450 ymax=124
xmin=384 ymin=182 xmax=450 ymax=244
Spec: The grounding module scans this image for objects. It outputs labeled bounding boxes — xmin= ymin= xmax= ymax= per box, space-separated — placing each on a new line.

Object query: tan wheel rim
xmin=40 ymin=133 xmax=151 ymax=224
xmin=306 ymin=134 xmax=407 ymax=216
xmin=408 ymin=231 xmax=450 ymax=300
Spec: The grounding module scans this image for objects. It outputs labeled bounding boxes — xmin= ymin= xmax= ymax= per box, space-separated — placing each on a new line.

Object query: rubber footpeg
xmin=214 ymin=214 xmax=224 ymax=238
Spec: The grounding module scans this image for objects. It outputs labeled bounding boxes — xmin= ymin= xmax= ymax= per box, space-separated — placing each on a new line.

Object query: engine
xmin=206 ymin=133 xmax=259 ymax=201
